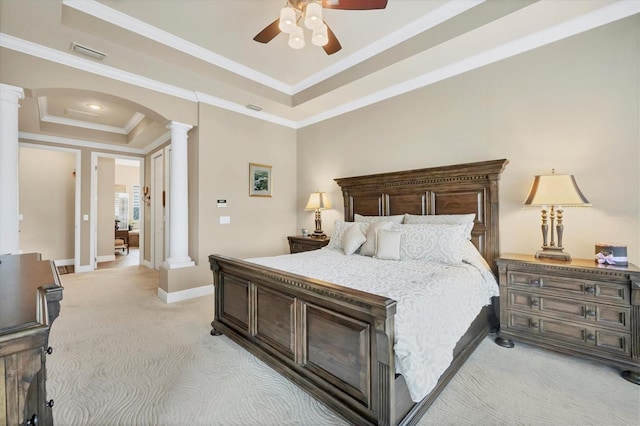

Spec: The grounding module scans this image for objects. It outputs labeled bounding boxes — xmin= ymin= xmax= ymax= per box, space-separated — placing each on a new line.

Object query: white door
xmin=152 ymin=151 xmax=164 ymax=269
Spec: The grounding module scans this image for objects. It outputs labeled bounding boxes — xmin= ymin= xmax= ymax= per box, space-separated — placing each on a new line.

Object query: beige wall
xmin=167 ymin=104 xmax=298 ymax=292
xmin=297 ymin=16 xmax=640 ymax=266
xmin=18 ymin=146 xmax=75 ymax=261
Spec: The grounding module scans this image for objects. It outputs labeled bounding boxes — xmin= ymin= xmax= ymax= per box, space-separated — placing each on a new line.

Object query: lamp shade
xmin=311 ymin=23 xmax=329 ymax=46
xmin=305 ymin=192 xmax=331 ymax=210
xmin=279 ymin=7 xmax=297 ymax=33
xmin=288 ymin=25 xmax=305 ymax=49
xmin=523 ymin=174 xmax=591 ymax=207
xmin=304 ymin=2 xmax=323 ymax=30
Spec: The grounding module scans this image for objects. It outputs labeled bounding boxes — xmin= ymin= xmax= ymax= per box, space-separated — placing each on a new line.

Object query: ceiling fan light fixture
xmin=304 ymin=2 xmax=323 ymax=30
xmin=311 ymin=23 xmax=329 ymax=46
xmin=288 ymin=26 xmax=305 ymax=49
xmin=279 ymin=6 xmax=297 ymax=33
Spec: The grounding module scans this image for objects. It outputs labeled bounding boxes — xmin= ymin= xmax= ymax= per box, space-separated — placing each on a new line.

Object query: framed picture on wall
xmin=249 ymin=163 xmax=272 ymax=197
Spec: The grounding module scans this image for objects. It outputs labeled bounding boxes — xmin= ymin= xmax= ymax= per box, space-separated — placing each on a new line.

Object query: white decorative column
xmin=0 ymin=84 xmax=24 ymax=255
xmin=163 ymin=121 xmax=194 ymax=269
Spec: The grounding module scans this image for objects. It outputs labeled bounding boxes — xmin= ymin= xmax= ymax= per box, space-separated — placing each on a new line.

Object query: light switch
xmin=220 ymin=216 xmax=231 ymax=224
xmin=83 ymin=214 xmax=89 ymax=221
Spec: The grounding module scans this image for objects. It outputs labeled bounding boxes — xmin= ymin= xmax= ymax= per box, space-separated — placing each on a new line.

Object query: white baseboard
xmin=157 ymin=285 xmax=213 ymax=304
xmin=96 ymin=255 xmax=115 ymax=262
xmin=54 ymin=258 xmax=75 ymax=266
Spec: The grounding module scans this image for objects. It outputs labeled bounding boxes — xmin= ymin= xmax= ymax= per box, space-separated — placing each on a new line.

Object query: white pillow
xmin=354 ymin=213 xmax=404 ymax=224
xmin=326 ymin=220 xmax=368 ymax=252
xmin=375 ymin=229 xmax=402 ymax=260
xmin=342 ymin=223 xmax=366 ymax=255
xmin=359 ymin=221 xmax=393 ymax=257
xmin=402 ymin=213 xmax=476 ymax=240
xmin=391 ymin=223 xmax=468 ymax=264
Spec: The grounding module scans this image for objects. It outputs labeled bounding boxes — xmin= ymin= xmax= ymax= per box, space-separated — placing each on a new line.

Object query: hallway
xmin=97 ymin=247 xmax=140 ymax=269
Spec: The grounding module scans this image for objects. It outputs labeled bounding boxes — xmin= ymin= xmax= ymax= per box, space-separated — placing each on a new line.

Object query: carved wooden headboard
xmin=334 ymin=159 xmax=509 ymax=273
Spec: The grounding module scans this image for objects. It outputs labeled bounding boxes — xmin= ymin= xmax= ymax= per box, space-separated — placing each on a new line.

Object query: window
xmin=132 ymin=185 xmax=141 ymax=221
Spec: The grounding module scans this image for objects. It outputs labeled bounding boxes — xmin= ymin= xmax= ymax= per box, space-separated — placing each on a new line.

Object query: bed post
xmin=375 ymin=317 xmax=396 ymax=426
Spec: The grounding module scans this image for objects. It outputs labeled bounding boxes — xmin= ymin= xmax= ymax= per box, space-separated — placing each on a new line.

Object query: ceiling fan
xmin=253 ymin=0 xmax=388 ymax=55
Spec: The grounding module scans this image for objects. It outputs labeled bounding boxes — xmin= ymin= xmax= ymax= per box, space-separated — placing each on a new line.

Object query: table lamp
xmin=305 ymin=192 xmax=331 ymax=238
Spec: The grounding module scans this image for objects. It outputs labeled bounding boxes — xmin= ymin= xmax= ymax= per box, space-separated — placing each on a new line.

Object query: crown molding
xmin=0 ymin=33 xmax=198 ymax=102
xmin=19 ymin=131 xmax=144 ymax=154
xmin=292 ymin=0 xmax=483 ymax=93
xmin=3 ymin=0 xmax=638 ymax=133
xmin=62 ymin=0 xmax=292 ymax=95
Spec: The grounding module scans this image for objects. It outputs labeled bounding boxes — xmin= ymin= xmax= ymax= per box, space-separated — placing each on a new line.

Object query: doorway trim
xmin=89 ymin=151 xmax=145 ymax=271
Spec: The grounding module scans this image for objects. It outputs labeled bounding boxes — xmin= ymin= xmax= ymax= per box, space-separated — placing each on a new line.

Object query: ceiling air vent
xmin=70 ymin=42 xmax=107 ymax=61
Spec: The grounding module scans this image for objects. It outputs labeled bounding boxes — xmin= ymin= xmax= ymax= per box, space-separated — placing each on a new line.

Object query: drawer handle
xmin=587 ymin=310 xmax=596 ymax=317
xmin=47 ymin=399 xmax=54 ymax=408
xmin=26 ymin=414 xmax=39 ymax=425
xmin=585 ymin=286 xmax=595 ymax=294
xmin=587 ymin=334 xmax=596 ymax=341
xmin=531 ymin=300 xmax=539 ymax=307
xmin=46 ymin=346 xmax=53 ymax=355
xmin=530 ymin=279 xmax=541 ymax=287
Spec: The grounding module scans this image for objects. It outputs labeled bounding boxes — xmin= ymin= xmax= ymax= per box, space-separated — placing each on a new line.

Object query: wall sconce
xmin=142 ymin=186 xmax=151 ymax=206
xmin=305 ymin=191 xmax=331 ymax=238
xmin=523 ymin=169 xmax=591 ymax=261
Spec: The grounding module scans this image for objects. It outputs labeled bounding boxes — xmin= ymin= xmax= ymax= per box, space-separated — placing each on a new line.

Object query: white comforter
xmin=247 ymin=242 xmax=499 ymax=402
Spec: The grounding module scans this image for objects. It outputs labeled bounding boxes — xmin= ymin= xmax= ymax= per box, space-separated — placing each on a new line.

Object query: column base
xmin=162 ymin=257 xmax=195 ymax=269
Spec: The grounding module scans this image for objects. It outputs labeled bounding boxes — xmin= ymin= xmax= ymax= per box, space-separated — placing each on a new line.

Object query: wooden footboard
xmin=209 ymin=254 xmax=493 ymax=425
xmin=209 ymin=254 xmax=398 ymax=425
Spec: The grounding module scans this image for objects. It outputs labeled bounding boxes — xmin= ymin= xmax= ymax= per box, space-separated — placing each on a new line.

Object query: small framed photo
xmin=249 ymin=163 xmax=272 ymax=197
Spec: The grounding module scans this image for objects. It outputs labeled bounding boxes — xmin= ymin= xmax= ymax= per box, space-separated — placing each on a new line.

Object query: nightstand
xmin=494 ymin=254 xmax=640 ymax=384
xmin=287 ymin=235 xmax=330 ymax=254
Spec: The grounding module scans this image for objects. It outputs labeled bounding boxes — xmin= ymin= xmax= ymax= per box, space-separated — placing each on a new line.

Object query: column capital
xmin=0 ymin=83 xmax=25 ymax=104
xmin=167 ymin=121 xmax=193 ymax=133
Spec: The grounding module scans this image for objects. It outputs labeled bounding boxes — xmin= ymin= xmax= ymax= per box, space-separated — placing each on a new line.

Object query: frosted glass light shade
xmin=279 ymin=7 xmax=297 ymax=33
xmin=312 ymin=23 xmax=328 ymax=46
xmin=304 ymin=2 xmax=323 ymax=30
xmin=288 ymin=26 xmax=305 ymax=49
xmin=523 ymin=174 xmax=591 ymax=207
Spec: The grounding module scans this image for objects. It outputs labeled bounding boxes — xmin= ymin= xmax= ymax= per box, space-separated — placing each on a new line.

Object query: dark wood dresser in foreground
xmin=494 ymin=254 xmax=640 ymax=383
xmin=0 ymin=253 xmax=63 ymax=425
xmin=287 ymin=235 xmax=330 ymax=253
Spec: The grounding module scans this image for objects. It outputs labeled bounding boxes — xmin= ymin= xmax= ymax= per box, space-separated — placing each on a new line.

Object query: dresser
xmin=494 ymin=254 xmax=640 ymax=383
xmin=0 ymin=253 xmax=63 ymax=425
xmin=287 ymin=235 xmax=330 ymax=253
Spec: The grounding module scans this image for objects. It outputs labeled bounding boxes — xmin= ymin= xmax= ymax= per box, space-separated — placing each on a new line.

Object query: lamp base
xmin=535 ymin=246 xmax=571 ymax=261
xmin=311 ymin=231 xmax=326 ymax=238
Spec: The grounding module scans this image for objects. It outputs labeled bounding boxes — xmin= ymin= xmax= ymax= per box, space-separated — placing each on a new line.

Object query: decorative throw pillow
xmin=391 ymin=223 xmax=468 ymax=264
xmin=326 ymin=220 xmax=368 ymax=252
xmin=403 ymin=213 xmax=476 ymax=240
xmin=359 ymin=221 xmax=393 ymax=257
xmin=342 ymin=223 xmax=366 ymax=255
xmin=354 ymin=213 xmax=404 ymax=224
xmin=374 ymin=229 xmax=402 ymax=260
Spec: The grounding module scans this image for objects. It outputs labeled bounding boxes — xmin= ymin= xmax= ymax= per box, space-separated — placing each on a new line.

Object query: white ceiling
xmin=2 ymin=0 xmax=638 ymax=152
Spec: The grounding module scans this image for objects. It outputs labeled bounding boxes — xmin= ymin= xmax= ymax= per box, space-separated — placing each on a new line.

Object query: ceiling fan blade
xmin=253 ymin=19 xmax=281 ymax=43
xmin=322 ymin=0 xmax=388 ymax=10
xmin=323 ymin=24 xmax=342 ymax=55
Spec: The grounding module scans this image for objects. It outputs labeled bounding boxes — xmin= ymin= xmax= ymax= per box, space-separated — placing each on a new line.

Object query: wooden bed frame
xmin=209 ymin=159 xmax=508 ymax=425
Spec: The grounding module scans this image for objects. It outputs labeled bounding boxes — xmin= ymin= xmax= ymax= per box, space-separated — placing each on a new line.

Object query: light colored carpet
xmin=48 ymin=266 xmax=640 ymax=425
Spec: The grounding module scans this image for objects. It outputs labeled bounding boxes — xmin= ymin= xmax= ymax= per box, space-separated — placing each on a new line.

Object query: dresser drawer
xmin=291 ymin=243 xmax=315 ymax=253
xmin=508 ymin=311 xmax=631 ymax=357
xmin=507 ymin=271 xmax=630 ymax=305
xmin=508 ymin=290 xmax=631 ymax=331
